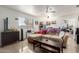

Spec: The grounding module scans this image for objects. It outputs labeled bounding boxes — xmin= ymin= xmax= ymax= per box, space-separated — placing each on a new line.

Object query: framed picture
xmin=46 ymin=22 xmax=49 ymax=25
xmin=46 ymin=22 xmax=50 ymax=25
xmin=35 ymin=21 xmax=38 ymax=25
xmin=52 ymin=21 xmax=56 ymax=24
xmin=64 ymin=20 xmax=67 ymax=23
xmin=40 ymin=22 xmax=43 ymax=25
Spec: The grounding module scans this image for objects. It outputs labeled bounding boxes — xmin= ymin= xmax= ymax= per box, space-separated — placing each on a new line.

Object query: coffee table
xmin=28 ymin=34 xmax=63 ymax=53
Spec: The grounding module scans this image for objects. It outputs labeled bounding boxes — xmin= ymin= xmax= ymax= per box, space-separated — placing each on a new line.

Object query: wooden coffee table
xmin=28 ymin=34 xmax=63 ymax=53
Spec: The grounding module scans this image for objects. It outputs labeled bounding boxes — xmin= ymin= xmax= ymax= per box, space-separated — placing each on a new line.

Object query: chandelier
xmin=45 ymin=6 xmax=56 ymax=19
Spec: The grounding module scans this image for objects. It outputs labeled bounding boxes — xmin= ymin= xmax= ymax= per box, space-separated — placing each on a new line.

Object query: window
xmin=18 ymin=17 xmax=26 ymax=26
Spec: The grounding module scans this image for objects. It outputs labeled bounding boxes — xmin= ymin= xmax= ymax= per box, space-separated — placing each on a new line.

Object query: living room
xmin=0 ymin=5 xmax=79 ymax=53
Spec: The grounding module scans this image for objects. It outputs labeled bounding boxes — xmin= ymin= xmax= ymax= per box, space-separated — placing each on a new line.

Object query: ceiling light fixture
xmin=45 ymin=6 xmax=56 ymax=19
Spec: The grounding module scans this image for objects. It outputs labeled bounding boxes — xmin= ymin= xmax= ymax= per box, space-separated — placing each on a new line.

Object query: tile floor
xmin=0 ymin=34 xmax=79 ymax=53
xmin=0 ymin=40 xmax=34 ymax=53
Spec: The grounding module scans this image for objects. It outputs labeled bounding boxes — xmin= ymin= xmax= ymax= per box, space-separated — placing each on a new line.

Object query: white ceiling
xmin=2 ymin=5 xmax=79 ymax=17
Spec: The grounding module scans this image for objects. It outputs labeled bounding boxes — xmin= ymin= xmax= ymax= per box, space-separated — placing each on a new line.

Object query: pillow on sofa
xmin=47 ymin=28 xmax=60 ymax=35
xmin=35 ymin=29 xmax=47 ymax=34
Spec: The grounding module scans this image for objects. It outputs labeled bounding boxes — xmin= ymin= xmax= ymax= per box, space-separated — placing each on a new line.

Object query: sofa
xmin=62 ymin=32 xmax=69 ymax=48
